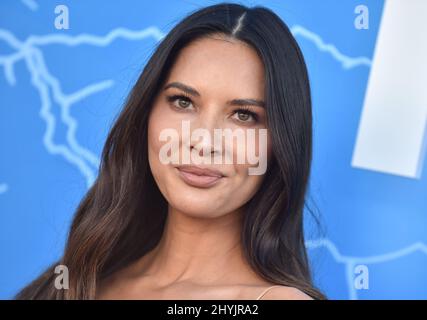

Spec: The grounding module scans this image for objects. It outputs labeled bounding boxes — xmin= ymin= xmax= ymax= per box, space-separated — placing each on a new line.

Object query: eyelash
xmin=166 ymin=94 xmax=259 ymax=123
xmin=166 ymin=94 xmax=193 ymax=110
xmin=234 ymin=106 xmax=259 ymax=123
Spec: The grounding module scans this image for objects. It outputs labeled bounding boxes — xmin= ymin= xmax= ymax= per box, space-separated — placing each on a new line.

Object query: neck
xmin=137 ymin=206 xmax=257 ymax=286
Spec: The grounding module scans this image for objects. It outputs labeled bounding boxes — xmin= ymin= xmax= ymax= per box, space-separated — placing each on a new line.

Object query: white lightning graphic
xmin=306 ymin=239 xmax=427 ymax=299
xmin=291 ymin=25 xmax=372 ymax=69
xmin=21 ymin=0 xmax=38 ymax=12
xmin=0 ymin=183 xmax=9 ymax=194
xmin=0 ymin=27 xmax=164 ymax=188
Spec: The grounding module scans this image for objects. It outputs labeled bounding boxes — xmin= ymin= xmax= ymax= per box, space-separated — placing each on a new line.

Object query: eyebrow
xmin=163 ymin=81 xmax=265 ymax=108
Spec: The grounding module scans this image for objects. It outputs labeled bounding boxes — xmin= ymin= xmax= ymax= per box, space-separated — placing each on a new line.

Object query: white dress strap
xmin=255 ymin=285 xmax=283 ymax=300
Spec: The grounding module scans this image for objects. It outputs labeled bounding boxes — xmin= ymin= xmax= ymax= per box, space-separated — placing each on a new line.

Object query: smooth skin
xmin=96 ymin=34 xmax=312 ymax=300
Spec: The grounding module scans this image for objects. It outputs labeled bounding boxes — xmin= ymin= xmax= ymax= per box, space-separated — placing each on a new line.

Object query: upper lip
xmin=176 ymin=165 xmax=225 ymax=177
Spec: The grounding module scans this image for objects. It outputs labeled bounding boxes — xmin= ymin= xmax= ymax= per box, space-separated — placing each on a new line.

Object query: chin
xmin=168 ymin=195 xmax=229 ymax=218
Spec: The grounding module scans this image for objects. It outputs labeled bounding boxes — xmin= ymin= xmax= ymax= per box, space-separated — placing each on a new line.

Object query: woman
xmin=16 ymin=2 xmax=325 ymax=300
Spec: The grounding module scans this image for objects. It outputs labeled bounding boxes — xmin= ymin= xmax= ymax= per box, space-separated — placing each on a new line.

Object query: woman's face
xmin=148 ymin=34 xmax=272 ymax=218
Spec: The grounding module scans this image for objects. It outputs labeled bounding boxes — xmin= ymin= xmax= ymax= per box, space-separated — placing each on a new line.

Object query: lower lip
xmin=176 ymin=168 xmax=223 ymax=188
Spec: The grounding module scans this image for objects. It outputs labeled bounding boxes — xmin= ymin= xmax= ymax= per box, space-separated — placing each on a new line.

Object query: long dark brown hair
xmin=15 ymin=2 xmax=326 ymax=300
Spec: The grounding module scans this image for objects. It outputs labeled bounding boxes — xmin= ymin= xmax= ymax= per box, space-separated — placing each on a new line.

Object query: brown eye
xmin=166 ymin=95 xmax=194 ymax=110
xmin=232 ymin=108 xmax=258 ymax=123
xmin=177 ymin=98 xmax=191 ymax=108
xmin=237 ymin=111 xmax=250 ymax=121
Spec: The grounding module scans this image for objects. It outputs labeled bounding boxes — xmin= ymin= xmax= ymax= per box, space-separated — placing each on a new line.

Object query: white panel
xmin=352 ymin=0 xmax=427 ymax=178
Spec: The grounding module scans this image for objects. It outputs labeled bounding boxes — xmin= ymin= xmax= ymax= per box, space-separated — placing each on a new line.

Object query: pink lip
xmin=175 ymin=165 xmax=225 ymax=188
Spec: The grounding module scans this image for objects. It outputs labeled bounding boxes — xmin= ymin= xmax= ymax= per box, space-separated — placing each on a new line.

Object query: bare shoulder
xmin=259 ymin=285 xmax=313 ymax=300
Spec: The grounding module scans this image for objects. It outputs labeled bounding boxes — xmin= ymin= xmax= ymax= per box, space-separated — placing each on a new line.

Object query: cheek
xmin=147 ymin=113 xmax=161 ymax=172
xmin=232 ymin=162 xmax=266 ymax=205
xmin=147 ymin=104 xmax=174 ymax=183
xmin=229 ymin=130 xmax=271 ymax=203
xmin=148 ymin=102 xmax=180 ymax=162
xmin=230 ymin=129 xmax=271 ymax=174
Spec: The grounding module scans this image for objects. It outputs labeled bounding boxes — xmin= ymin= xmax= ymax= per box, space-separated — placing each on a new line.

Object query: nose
xmin=190 ymin=135 xmax=219 ymax=158
xmin=185 ymin=108 xmax=223 ymax=159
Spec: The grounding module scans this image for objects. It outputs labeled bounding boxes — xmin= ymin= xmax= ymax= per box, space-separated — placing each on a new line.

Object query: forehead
xmin=165 ymin=35 xmax=265 ymax=99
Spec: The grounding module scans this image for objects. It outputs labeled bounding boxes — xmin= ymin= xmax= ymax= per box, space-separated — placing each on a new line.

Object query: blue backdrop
xmin=1 ymin=0 xmax=426 ymax=299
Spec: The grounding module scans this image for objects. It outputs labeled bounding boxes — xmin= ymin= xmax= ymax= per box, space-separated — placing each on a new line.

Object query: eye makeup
xmin=165 ymin=92 xmax=264 ymax=125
